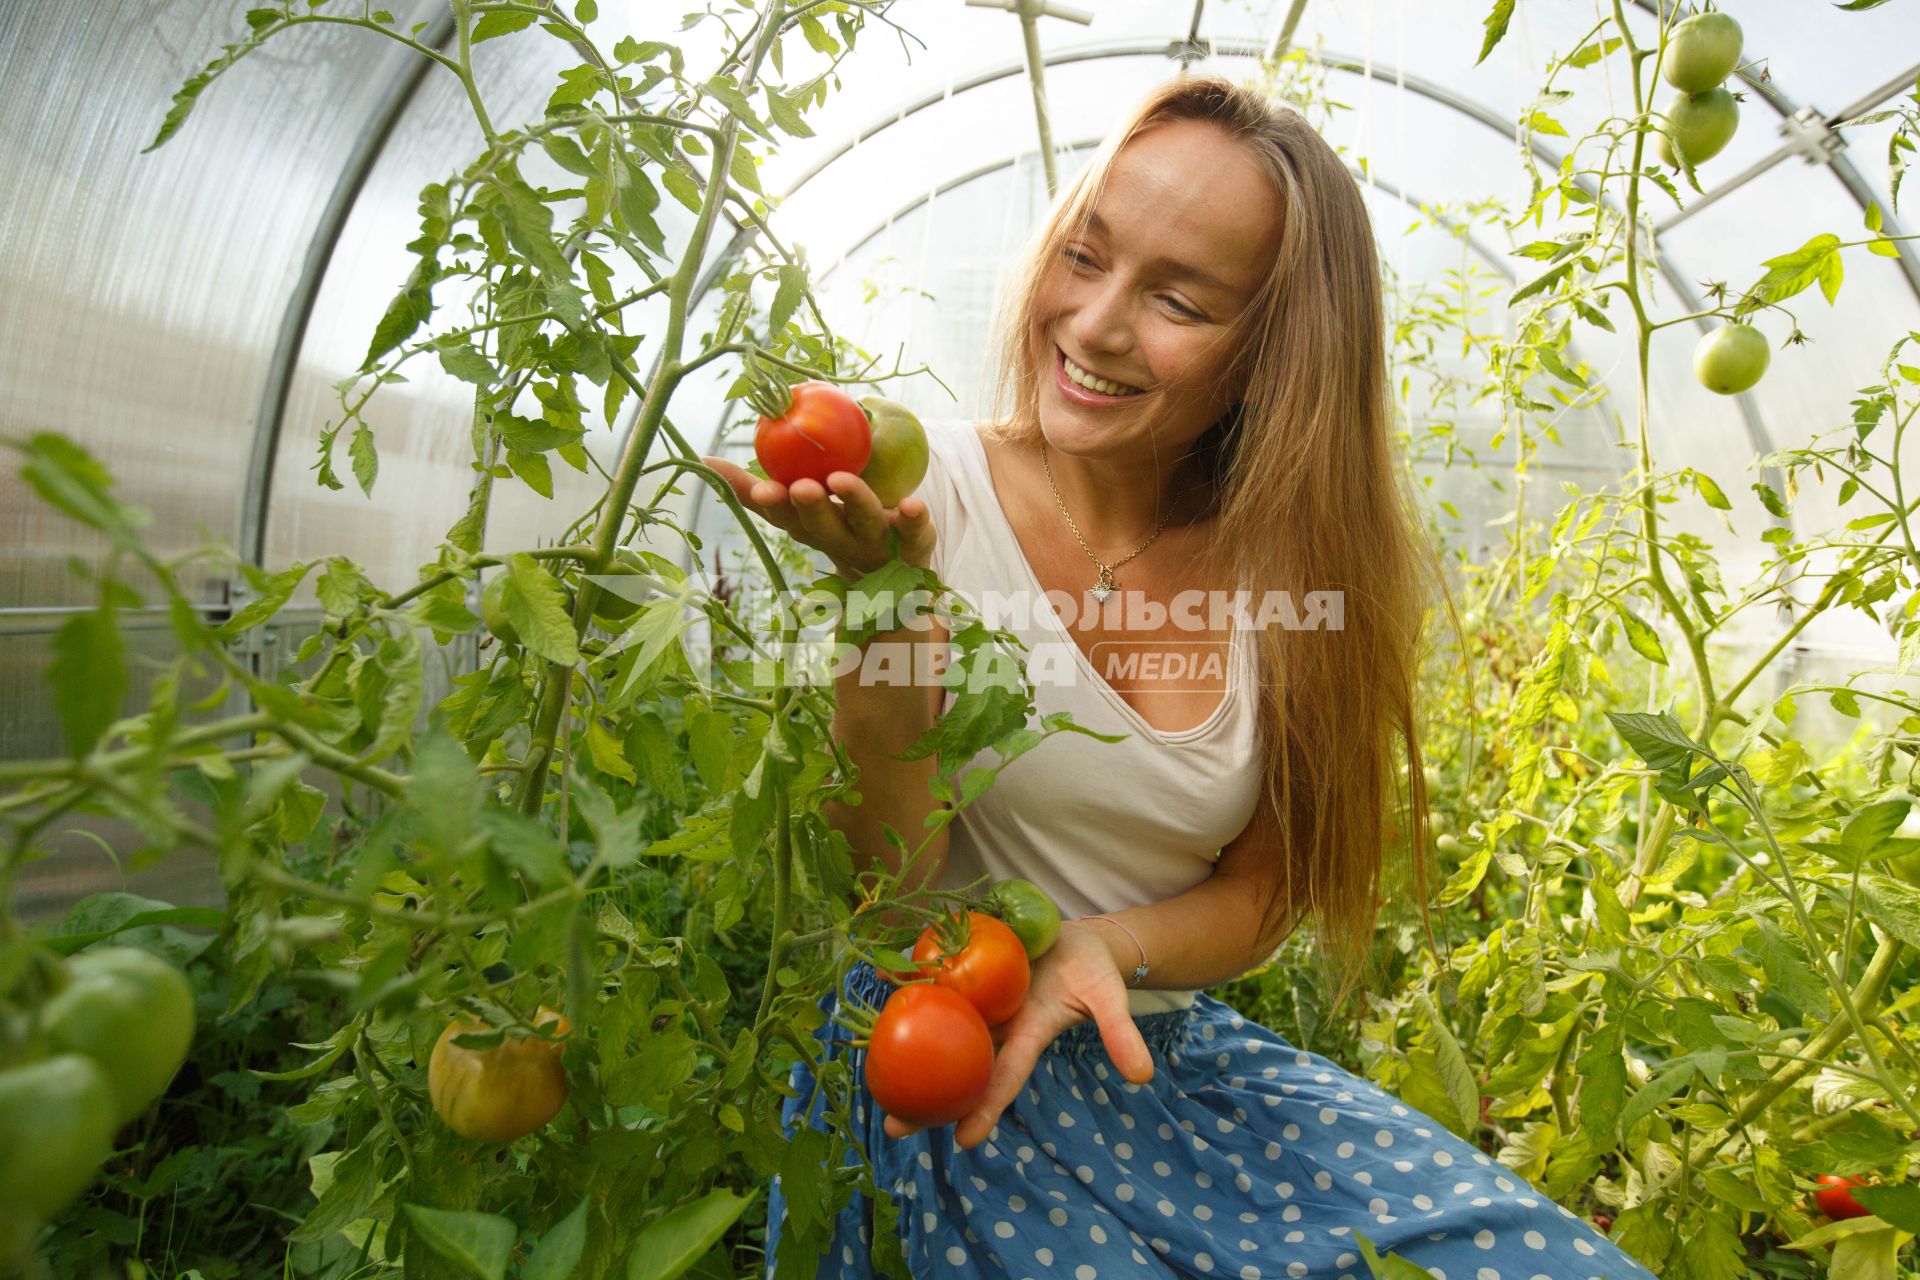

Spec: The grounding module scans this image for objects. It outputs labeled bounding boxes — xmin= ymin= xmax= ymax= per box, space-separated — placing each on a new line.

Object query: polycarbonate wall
xmin=6 ymin=0 xmax=1920 ymax=782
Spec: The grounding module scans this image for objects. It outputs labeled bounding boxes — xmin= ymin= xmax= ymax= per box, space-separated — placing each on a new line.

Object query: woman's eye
xmin=1164 ymin=297 xmax=1203 ymax=320
xmin=1062 ymin=248 xmax=1093 ymax=267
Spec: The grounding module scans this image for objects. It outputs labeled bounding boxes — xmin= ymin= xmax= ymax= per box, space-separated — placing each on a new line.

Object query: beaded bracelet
xmin=1081 ymin=914 xmax=1150 ymax=988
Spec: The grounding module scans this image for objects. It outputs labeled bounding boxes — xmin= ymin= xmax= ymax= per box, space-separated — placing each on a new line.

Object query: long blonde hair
xmin=985 ymin=74 xmax=1436 ymax=999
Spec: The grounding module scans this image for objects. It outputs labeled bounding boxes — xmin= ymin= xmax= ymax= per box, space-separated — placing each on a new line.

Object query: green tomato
xmin=1653 ymin=87 xmax=1740 ymax=168
xmin=857 ymin=397 xmax=930 ymax=509
xmin=985 ymin=879 xmax=1062 ymax=961
xmin=42 ymin=947 xmax=195 ymax=1126
xmin=482 ymin=574 xmax=520 ymax=647
xmin=1662 ymin=12 xmax=1742 ymax=93
xmin=589 ymin=549 xmax=648 ymax=626
xmin=0 ymin=1054 xmax=118 ymax=1221
xmin=1435 ymin=834 xmax=1467 ymax=858
xmin=1693 ymin=323 xmax=1770 ymax=395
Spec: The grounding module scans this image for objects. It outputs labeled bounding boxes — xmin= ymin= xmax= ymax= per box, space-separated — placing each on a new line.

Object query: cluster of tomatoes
xmin=1646 ymin=13 xmax=1775 ymax=400
xmin=0 ymin=947 xmax=196 ymax=1241
xmin=751 ymin=382 xmax=929 ymax=508
xmin=857 ymin=879 xmax=1061 ymax=1130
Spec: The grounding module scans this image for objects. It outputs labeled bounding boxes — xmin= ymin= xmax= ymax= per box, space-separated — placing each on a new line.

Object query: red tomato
xmin=905 ymin=912 xmax=1031 ymax=1026
xmin=864 ymin=983 xmax=994 ymax=1128
xmin=1592 ymin=1215 xmax=1613 ymax=1234
xmin=753 ymin=382 xmax=871 ymax=488
xmin=1814 ymin=1174 xmax=1872 ymax=1220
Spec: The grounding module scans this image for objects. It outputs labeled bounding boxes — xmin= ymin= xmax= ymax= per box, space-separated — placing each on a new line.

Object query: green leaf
xmin=1844 ymin=799 xmax=1911 ymax=856
xmin=660 ymin=165 xmax=702 ymax=213
xmin=403 ymin=1205 xmax=516 ymax=1280
xmin=1613 ymin=603 xmax=1669 ymax=665
xmin=1475 ymin=0 xmax=1516 ymax=64
xmin=1574 ymin=1018 xmax=1627 ymax=1142
xmin=1854 ymin=1185 xmax=1920 ymax=1234
xmin=1679 ymin=1211 xmax=1748 ymax=1280
xmin=471 ymin=10 xmax=538 ymax=40
xmin=506 ymin=448 xmax=554 ymax=499
xmin=524 ymin=1199 xmax=590 ymax=1280
xmin=436 ymin=340 xmax=497 ymax=385
xmin=505 ymin=553 xmax=581 ymax=667
xmin=1857 ymin=876 xmax=1920 ymax=949
xmin=626 ymin=1190 xmax=752 ymax=1280
xmin=495 ymin=411 xmax=584 ymax=454
xmin=540 ymin=134 xmax=598 ymax=176
xmin=1753 ymin=234 xmax=1843 ymax=306
xmin=364 ymin=256 xmax=436 ymax=369
xmin=1607 ymin=711 xmax=1701 ymax=771
xmin=769 ymin=263 xmax=808 ymax=335
xmin=586 ymin=717 xmax=637 ymax=784
xmin=1617 ymin=1059 xmax=1694 ymax=1137
xmin=291 ymin=1144 xmax=382 ymax=1242
xmin=1510 ymin=259 xmax=1575 ymax=306
xmin=1752 ymin=916 xmax=1831 ymax=1018
xmin=1351 ymin=1228 xmax=1441 ymax=1280
xmin=221 ymin=561 xmax=314 ymax=638
xmin=50 ymin=605 xmax=127 ymax=756
xmin=15 ymin=432 xmax=147 ymax=546
xmin=1693 ymin=470 xmax=1732 ymax=510
xmin=349 ymin=423 xmax=378 ymax=496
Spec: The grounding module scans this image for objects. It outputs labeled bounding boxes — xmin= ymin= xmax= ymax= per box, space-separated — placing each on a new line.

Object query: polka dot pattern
xmin=764 ymin=961 xmax=1656 ymax=1280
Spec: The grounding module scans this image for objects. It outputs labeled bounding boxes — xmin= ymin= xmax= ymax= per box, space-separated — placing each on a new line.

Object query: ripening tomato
xmin=1814 ymin=1174 xmax=1872 ymax=1221
xmin=856 ymin=396 xmax=929 ymax=508
xmin=754 ymin=382 xmax=871 ymax=489
xmin=906 ymin=912 xmax=1031 ymax=1026
xmin=427 ymin=1006 xmax=571 ymax=1143
xmin=986 ymin=879 xmax=1062 ymax=962
xmin=42 ymin=946 xmax=196 ymax=1126
xmin=864 ymin=982 xmax=994 ymax=1129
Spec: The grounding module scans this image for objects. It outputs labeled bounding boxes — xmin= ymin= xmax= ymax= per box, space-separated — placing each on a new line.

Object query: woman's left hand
xmin=881 ymin=920 xmax=1157 ymax=1149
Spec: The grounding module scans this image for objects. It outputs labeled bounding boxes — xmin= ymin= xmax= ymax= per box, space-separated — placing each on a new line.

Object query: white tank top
xmin=914 ymin=417 xmax=1266 ymax=1016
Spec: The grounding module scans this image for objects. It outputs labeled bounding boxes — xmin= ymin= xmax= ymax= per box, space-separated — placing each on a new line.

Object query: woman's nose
xmin=1067 ymin=278 xmax=1136 ymax=357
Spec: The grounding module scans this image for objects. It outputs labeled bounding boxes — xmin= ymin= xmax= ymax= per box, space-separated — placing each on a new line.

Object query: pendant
xmin=1091 ymin=566 xmax=1115 ymax=603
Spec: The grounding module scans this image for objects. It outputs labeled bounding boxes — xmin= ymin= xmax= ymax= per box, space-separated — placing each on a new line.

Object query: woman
xmin=706 ymin=75 xmax=1653 ymax=1280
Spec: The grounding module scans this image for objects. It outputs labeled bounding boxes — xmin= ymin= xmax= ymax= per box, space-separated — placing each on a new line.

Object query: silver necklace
xmin=1040 ymin=443 xmax=1169 ymax=603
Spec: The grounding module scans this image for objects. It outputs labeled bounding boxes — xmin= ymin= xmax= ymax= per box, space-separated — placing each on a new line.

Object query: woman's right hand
xmin=700 ymin=457 xmax=937 ymax=577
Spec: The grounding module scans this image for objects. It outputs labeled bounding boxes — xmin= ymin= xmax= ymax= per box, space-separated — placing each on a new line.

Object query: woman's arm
xmin=1074 ymin=793 xmax=1290 ymax=989
xmin=823 ymin=613 xmax=952 ymax=922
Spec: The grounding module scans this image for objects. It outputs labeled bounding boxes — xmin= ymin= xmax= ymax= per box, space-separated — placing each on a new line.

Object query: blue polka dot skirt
xmin=765 ymin=960 xmax=1655 ymax=1280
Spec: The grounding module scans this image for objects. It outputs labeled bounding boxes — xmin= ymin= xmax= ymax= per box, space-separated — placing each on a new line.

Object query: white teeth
xmin=1063 ymin=353 xmax=1145 ymax=397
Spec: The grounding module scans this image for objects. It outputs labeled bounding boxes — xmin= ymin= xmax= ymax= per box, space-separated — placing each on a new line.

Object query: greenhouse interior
xmin=5 ymin=0 xmax=1920 ymax=1275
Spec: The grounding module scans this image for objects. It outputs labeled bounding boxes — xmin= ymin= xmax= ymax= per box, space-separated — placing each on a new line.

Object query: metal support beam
xmin=240 ymin=11 xmax=458 ymax=571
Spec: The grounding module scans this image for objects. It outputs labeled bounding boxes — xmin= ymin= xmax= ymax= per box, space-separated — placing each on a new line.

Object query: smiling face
xmin=1032 ymin=117 xmax=1283 ymax=466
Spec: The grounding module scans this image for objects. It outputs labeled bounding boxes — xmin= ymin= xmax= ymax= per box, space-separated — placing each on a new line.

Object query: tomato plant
xmin=861 ymin=983 xmax=994 ymax=1129
xmin=902 ymin=911 xmax=1031 ymax=1025
xmin=985 ymin=879 xmax=1061 ymax=961
xmin=752 ymin=380 xmax=872 ymax=488
xmin=856 ymin=396 xmax=929 ymax=508
xmin=41 ymin=947 xmax=194 ymax=1126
